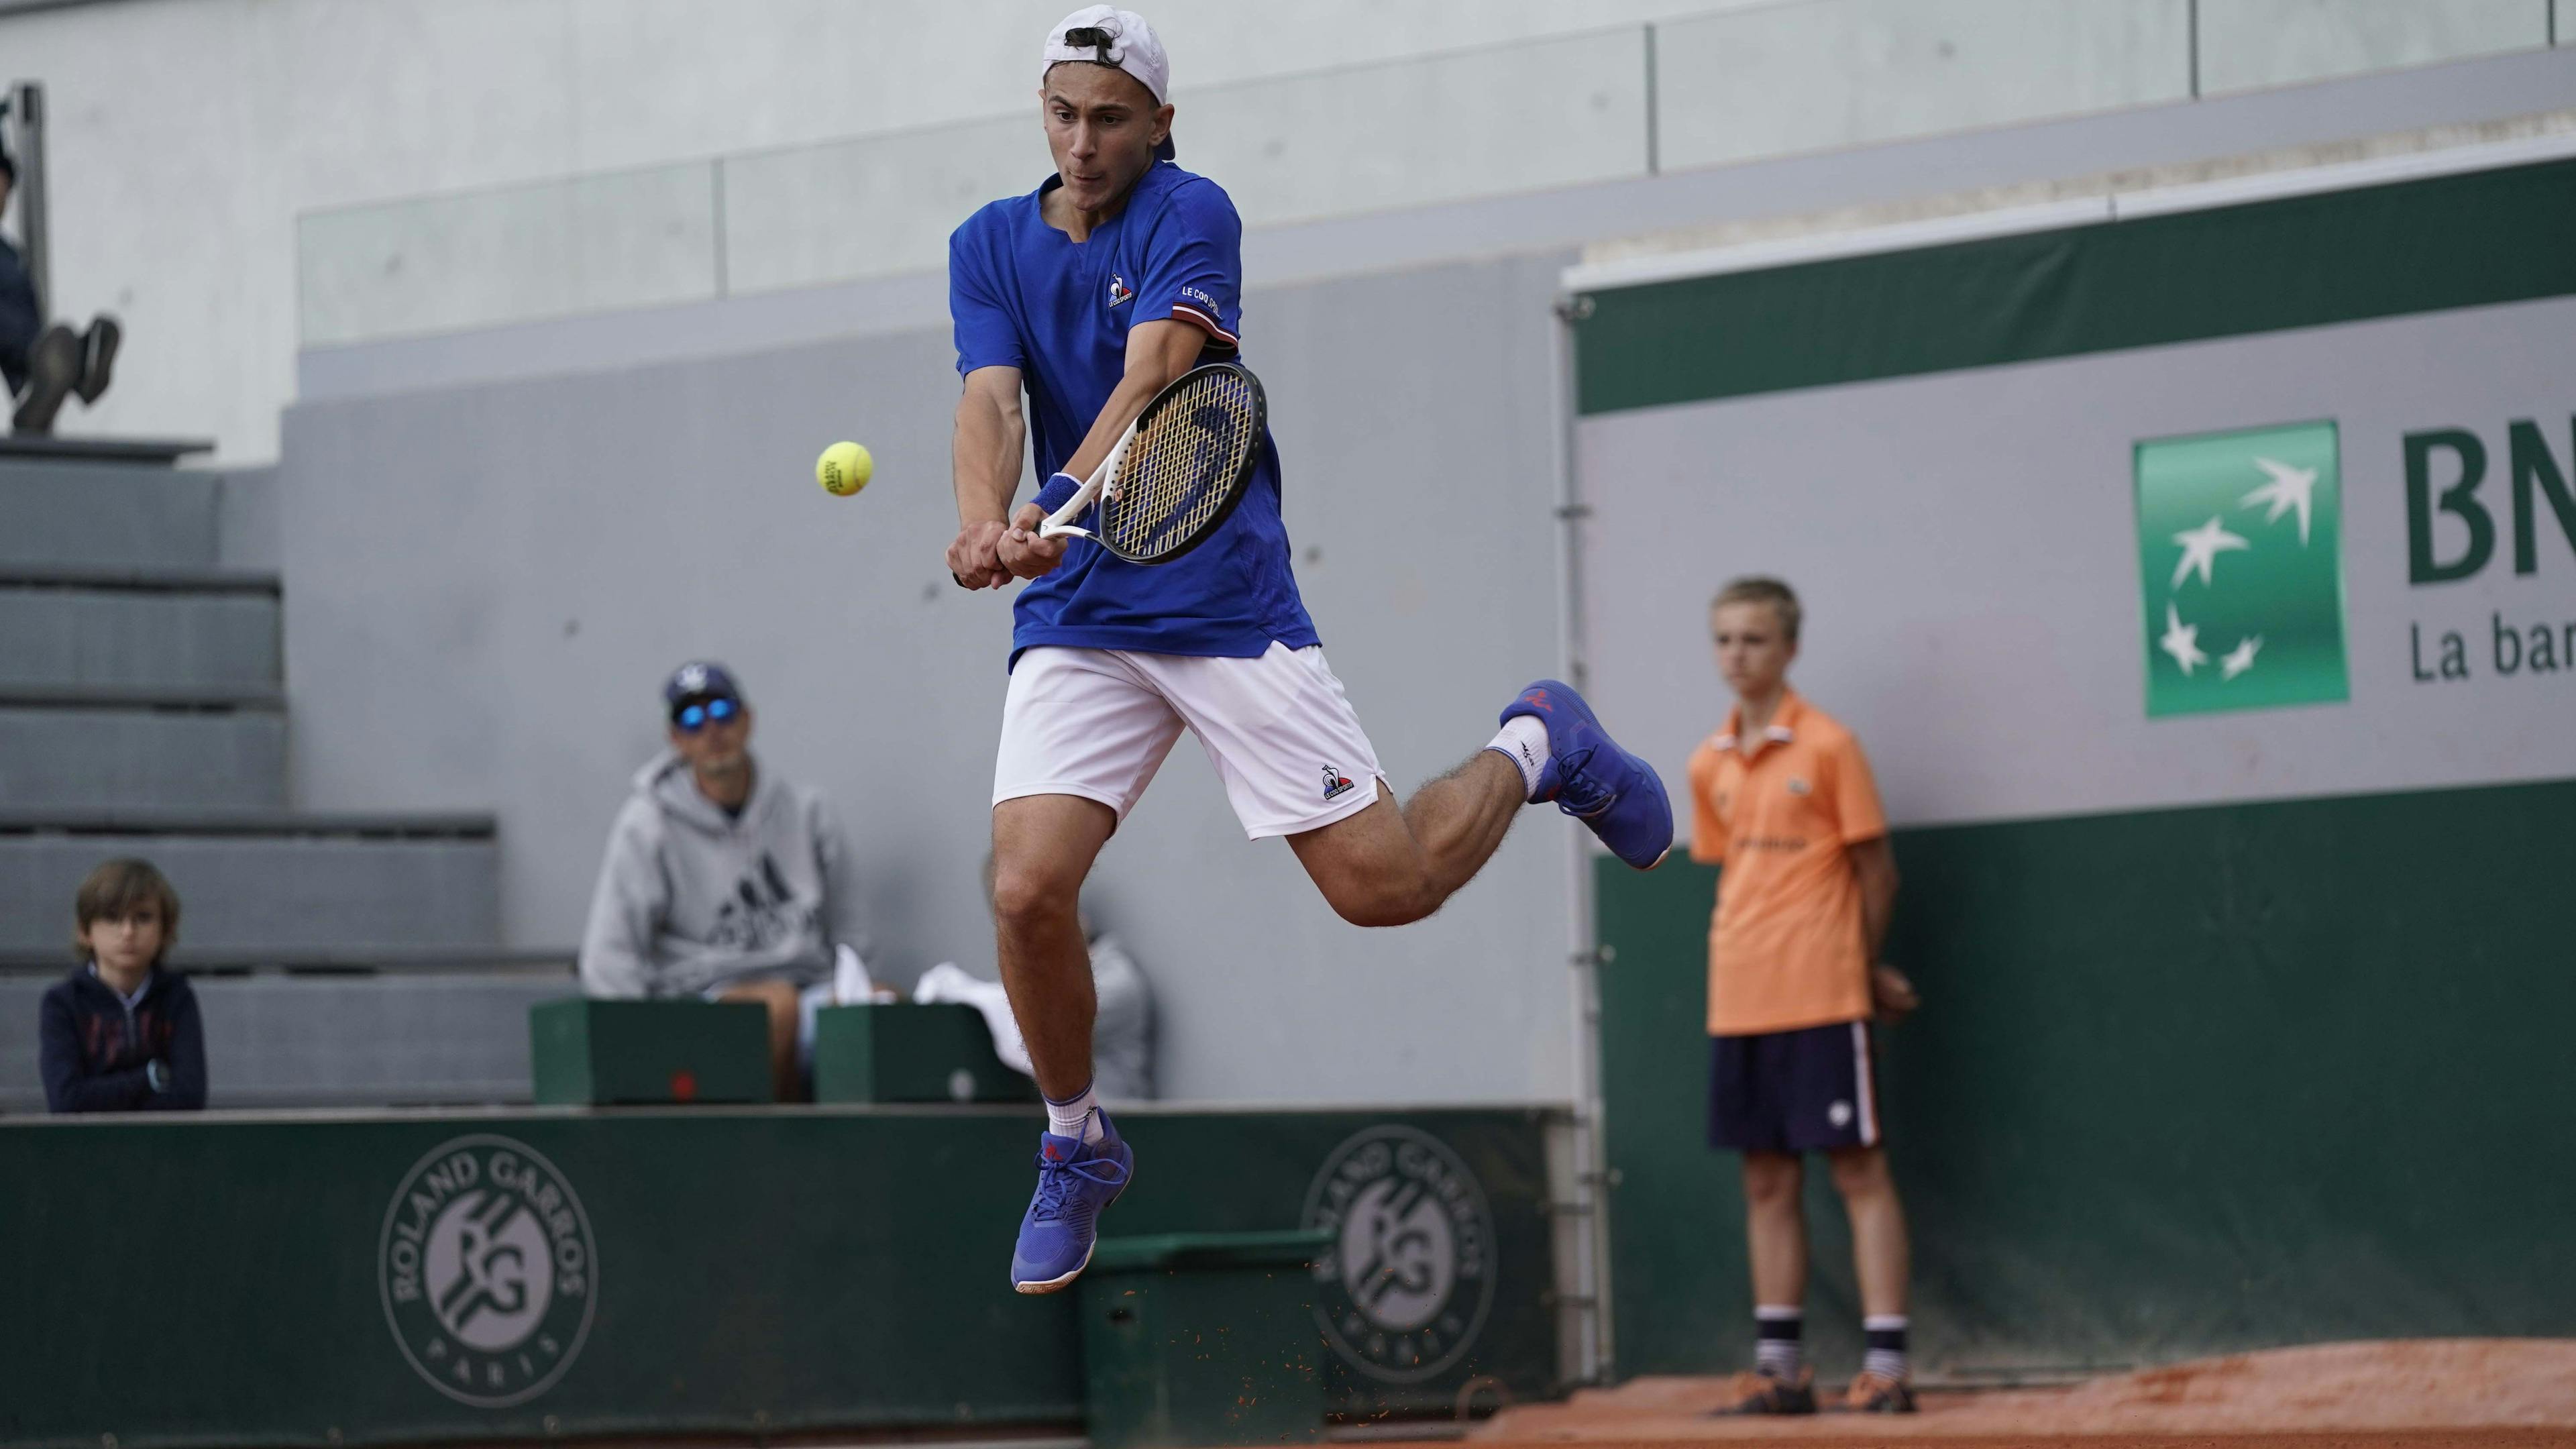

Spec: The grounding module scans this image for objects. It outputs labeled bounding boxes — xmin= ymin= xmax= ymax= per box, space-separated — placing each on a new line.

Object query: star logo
xmin=2169 ymin=516 xmax=2251 ymax=590
xmin=2159 ymin=603 xmax=2208 ymax=676
xmin=2133 ymin=421 xmax=2347 ymax=718
xmin=2239 ymin=457 xmax=2318 ymax=544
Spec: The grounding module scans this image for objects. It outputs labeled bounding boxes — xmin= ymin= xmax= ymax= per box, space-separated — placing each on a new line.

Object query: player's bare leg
xmin=1830 ymin=1144 xmax=1915 ymax=1408
xmin=1714 ymin=1148 xmax=1822 ymax=1414
xmin=1289 ymin=755 xmax=1523 ymax=927
xmin=1742 ymin=1150 xmax=1809 ymax=1306
xmin=1829 ymin=1145 xmax=1911 ymax=1316
xmin=989 ymin=794 xmax=1116 ymax=1101
xmin=993 ymin=792 xmax=1135 ymax=1293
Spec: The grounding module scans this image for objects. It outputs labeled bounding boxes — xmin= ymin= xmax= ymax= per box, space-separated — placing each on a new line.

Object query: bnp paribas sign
xmin=2133 ymin=421 xmax=2349 ymax=717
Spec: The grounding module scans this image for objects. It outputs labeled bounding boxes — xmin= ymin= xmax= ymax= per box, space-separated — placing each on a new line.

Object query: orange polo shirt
xmin=1686 ymin=690 xmax=1887 ymax=1036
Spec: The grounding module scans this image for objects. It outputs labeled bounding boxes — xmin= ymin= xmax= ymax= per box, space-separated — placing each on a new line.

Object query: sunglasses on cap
xmin=672 ymin=696 xmax=741 ymax=732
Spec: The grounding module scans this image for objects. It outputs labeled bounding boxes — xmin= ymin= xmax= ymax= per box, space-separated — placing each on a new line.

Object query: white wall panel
xmin=720 ymin=117 xmax=1039 ymax=297
xmin=1654 ymin=0 xmax=2193 ymax=173
xmin=0 ymin=0 xmax=1733 ymax=460
xmin=1184 ymin=28 xmax=1652 ymax=229
xmin=299 ymin=164 xmax=718 ymax=345
xmin=2198 ymin=0 xmax=2550 ymax=95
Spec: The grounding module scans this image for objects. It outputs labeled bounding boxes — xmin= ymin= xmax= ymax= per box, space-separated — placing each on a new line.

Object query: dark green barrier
xmin=1598 ymin=777 xmax=2576 ymax=1379
xmin=0 ymin=1105 xmax=1561 ymax=1448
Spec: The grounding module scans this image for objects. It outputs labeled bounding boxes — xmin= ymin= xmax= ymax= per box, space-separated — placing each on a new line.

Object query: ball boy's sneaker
xmin=1712 ymin=1366 xmax=1817 ymax=1416
xmin=1500 ymin=679 xmax=1674 ymax=869
xmin=1841 ymin=1371 xmax=1917 ymax=1413
xmin=1008 ymin=1109 xmax=1134 ymax=1293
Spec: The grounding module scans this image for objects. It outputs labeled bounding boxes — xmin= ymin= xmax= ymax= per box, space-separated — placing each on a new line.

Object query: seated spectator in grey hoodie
xmin=579 ymin=661 xmax=866 ymax=1101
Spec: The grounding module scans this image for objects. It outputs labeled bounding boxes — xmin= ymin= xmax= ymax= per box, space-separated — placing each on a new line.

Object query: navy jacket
xmin=38 ymin=965 xmax=209 ymax=1112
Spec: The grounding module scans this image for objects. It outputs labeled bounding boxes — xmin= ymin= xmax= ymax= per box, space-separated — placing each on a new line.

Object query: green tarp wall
xmin=1596 ymin=779 xmax=2576 ymax=1378
xmin=0 ymin=1106 xmax=1560 ymax=1449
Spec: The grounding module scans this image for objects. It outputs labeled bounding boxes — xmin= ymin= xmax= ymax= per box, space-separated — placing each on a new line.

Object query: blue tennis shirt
xmin=949 ymin=161 xmax=1318 ymax=663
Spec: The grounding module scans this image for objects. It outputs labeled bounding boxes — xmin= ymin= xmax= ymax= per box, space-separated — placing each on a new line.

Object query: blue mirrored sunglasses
xmin=672 ymin=696 xmax=741 ymax=732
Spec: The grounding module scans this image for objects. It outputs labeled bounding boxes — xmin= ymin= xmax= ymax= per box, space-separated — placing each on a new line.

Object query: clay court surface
xmin=1438 ymin=1340 xmax=2576 ymax=1449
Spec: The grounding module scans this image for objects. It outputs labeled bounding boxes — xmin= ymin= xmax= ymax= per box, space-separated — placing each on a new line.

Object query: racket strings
xmin=1104 ymin=370 xmax=1259 ymax=558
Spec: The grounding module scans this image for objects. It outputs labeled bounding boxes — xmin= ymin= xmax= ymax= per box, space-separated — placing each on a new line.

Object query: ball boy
xmin=1688 ymin=578 xmax=1918 ymax=1414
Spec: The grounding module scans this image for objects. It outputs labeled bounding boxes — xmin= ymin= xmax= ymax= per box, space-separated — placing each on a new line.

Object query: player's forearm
xmin=1851 ymin=838 xmax=1899 ymax=960
xmin=952 ymin=388 xmax=1025 ymax=525
xmin=1057 ymin=321 xmax=1208 ymax=482
xmin=1056 ymin=370 xmax=1164 ymax=484
xmin=1859 ymin=867 xmax=1898 ymax=960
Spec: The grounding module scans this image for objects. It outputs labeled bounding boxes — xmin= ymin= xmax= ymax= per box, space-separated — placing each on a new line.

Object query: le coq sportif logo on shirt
xmin=1106 ymin=274 xmax=1134 ymax=308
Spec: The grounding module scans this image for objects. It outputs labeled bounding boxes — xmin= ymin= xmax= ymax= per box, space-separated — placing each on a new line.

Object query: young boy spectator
xmin=578 ymin=661 xmax=869 ymax=1101
xmin=40 ymin=858 xmax=208 ymax=1112
xmin=1688 ymin=578 xmax=1919 ymax=1415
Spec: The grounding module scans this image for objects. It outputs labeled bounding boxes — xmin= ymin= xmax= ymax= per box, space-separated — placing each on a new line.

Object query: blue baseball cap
xmin=663 ymin=661 xmax=743 ymax=710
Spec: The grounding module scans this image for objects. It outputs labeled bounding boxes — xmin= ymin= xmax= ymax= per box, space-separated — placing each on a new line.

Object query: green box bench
xmin=529 ymin=998 xmax=771 ymax=1104
xmin=810 ymin=1002 xmax=1039 ymax=1104
xmin=1079 ymin=1228 xmax=1334 ymax=1449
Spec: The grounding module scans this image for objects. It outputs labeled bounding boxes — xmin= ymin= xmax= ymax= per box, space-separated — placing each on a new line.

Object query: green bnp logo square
xmin=2133 ymin=421 xmax=2348 ymax=717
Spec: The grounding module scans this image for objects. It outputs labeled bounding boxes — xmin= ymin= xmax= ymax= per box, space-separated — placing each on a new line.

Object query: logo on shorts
xmin=1828 ymin=1101 xmax=1854 ymax=1129
xmin=1322 ymin=765 xmax=1356 ymax=801
xmin=1304 ymin=1125 xmax=1497 ymax=1383
xmin=380 ymin=1134 xmax=598 ymax=1408
xmin=1106 ymin=274 xmax=1134 ymax=308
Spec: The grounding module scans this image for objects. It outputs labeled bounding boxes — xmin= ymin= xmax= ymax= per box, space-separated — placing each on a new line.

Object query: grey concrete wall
xmin=0 ymin=832 xmax=500 ymax=956
xmin=0 ymin=588 xmax=281 ymax=691
xmin=274 ymin=252 xmax=1578 ymax=1105
xmin=0 ymin=462 xmax=219 ymax=570
xmin=0 ymin=708 xmax=286 ymax=812
xmin=0 ymin=970 xmax=565 ymax=1114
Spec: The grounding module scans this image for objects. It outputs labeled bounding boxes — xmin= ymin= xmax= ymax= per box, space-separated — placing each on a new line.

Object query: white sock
xmin=1863 ymin=1313 xmax=1910 ymax=1383
xmin=1485 ymin=715 xmax=1550 ymax=802
xmin=1754 ymin=1303 xmax=1805 ymax=1379
xmin=1044 ymin=1081 xmax=1103 ymax=1143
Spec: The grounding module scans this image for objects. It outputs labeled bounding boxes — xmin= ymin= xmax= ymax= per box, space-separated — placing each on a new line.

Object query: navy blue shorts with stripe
xmin=1708 ymin=1019 xmax=1884 ymax=1152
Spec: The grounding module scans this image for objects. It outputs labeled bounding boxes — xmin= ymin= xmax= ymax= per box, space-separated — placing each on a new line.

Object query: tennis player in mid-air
xmin=945 ymin=6 xmax=1673 ymax=1294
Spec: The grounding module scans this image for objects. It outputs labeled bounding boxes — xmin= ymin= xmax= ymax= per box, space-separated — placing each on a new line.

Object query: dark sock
xmin=1863 ymin=1314 xmax=1909 ymax=1382
xmin=1754 ymin=1304 xmax=1803 ymax=1379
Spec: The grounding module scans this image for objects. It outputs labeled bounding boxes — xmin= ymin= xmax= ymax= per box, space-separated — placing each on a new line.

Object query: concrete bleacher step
xmin=0 ymin=810 xmax=502 ymax=957
xmin=0 ymin=458 xmax=222 ymax=572
xmin=0 ymin=689 xmax=287 ymax=812
xmin=0 ymin=567 xmax=282 ymax=691
xmin=0 ymin=967 xmax=573 ymax=1113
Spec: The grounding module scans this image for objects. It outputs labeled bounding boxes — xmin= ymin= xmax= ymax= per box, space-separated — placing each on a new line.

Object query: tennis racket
xmin=1035 ymin=361 xmax=1266 ymax=566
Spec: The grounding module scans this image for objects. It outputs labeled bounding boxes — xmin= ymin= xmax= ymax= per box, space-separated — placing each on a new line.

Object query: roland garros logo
xmin=1303 ymin=1125 xmax=1497 ymax=1383
xmin=378 ymin=1134 xmax=598 ymax=1407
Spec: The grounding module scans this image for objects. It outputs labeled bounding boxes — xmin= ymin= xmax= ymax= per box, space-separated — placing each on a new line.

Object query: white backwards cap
xmin=1042 ymin=7 xmax=1175 ymax=157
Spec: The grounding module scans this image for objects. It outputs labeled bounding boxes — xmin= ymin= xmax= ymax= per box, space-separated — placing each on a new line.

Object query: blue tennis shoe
xmin=1501 ymin=679 xmax=1674 ymax=869
xmin=1010 ymin=1109 xmax=1134 ymax=1293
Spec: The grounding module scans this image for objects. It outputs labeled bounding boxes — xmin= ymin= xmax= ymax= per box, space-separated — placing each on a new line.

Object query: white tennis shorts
xmin=994 ymin=643 xmax=1388 ymax=839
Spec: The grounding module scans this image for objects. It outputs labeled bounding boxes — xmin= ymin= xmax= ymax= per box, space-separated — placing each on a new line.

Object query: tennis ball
xmin=817 ymin=441 xmax=872 ymax=496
